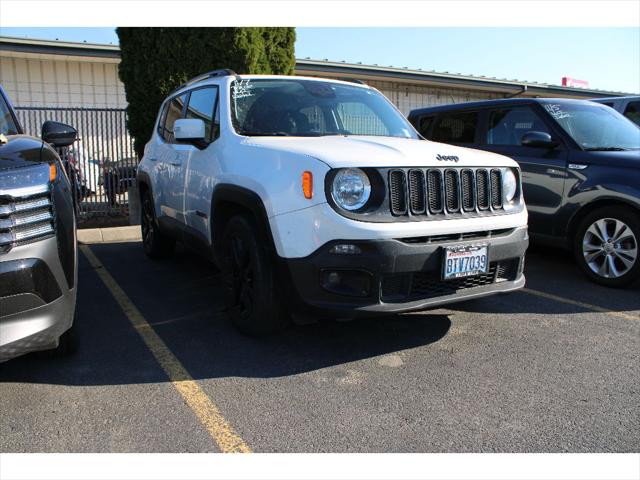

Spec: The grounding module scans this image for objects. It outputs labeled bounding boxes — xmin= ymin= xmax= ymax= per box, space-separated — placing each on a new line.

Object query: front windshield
xmin=542 ymin=101 xmax=640 ymax=151
xmin=230 ymin=78 xmax=418 ymax=139
xmin=0 ymin=95 xmax=19 ymax=136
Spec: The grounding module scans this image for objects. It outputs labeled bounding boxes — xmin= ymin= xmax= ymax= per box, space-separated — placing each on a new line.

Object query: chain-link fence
xmin=16 ymin=107 xmax=138 ymax=220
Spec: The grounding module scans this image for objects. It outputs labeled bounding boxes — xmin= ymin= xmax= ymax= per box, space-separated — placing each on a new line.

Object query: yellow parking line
xmin=79 ymin=244 xmax=251 ymax=453
xmin=521 ymin=287 xmax=639 ymax=321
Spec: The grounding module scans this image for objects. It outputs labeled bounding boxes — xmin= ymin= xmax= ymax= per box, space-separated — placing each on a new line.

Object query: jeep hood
xmin=242 ymin=135 xmax=517 ymax=168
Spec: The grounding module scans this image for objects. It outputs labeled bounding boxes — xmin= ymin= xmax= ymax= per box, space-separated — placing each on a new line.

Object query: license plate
xmin=443 ymin=244 xmax=489 ymax=280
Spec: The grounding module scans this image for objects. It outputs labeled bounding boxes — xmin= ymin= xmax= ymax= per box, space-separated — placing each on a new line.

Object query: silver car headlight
xmin=502 ymin=168 xmax=518 ymax=205
xmin=331 ymin=168 xmax=371 ymax=211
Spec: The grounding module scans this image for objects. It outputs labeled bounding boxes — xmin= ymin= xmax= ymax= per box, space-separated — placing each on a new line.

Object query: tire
xmin=574 ymin=206 xmax=640 ymax=287
xmin=220 ymin=214 xmax=289 ymax=335
xmin=141 ymin=189 xmax=175 ymax=259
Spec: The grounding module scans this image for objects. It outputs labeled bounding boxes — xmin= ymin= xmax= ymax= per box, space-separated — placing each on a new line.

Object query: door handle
xmin=149 ymin=157 xmax=158 ymax=162
xmin=170 ymin=160 xmax=181 ymax=167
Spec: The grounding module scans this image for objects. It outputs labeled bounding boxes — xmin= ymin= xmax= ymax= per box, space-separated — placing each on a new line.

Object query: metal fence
xmin=16 ymin=107 xmax=138 ymax=219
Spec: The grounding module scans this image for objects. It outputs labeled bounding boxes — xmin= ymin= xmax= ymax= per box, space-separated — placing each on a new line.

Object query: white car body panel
xmin=243 ymin=135 xmax=518 ymax=170
xmin=271 ymin=203 xmax=528 ymax=258
xmin=138 ymin=74 xmax=528 ymax=259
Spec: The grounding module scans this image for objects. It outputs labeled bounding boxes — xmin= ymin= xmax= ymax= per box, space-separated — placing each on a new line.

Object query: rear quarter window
xmin=623 ymin=101 xmax=640 ymax=126
xmin=159 ymin=94 xmax=187 ymax=143
xmin=416 ymin=115 xmax=435 ymax=138
xmin=431 ymin=111 xmax=478 ymax=144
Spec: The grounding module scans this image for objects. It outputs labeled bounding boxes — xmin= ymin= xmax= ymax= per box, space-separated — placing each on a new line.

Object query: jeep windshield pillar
xmin=137 ymin=72 xmax=529 ymax=335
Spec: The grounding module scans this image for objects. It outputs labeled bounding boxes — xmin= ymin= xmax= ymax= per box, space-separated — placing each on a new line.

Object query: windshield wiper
xmin=584 ymin=146 xmax=630 ymax=151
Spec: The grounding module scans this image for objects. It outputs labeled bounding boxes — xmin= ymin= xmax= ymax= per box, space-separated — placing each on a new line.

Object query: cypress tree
xmin=116 ymin=27 xmax=296 ymax=157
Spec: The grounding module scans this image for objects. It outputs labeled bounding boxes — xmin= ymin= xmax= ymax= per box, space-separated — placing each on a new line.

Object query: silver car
xmin=0 ymin=85 xmax=79 ymax=362
xmin=593 ymin=95 xmax=640 ymax=127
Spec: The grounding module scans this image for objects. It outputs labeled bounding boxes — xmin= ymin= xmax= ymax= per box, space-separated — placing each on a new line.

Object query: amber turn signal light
xmin=49 ymin=163 xmax=57 ymax=182
xmin=302 ymin=171 xmax=313 ymax=199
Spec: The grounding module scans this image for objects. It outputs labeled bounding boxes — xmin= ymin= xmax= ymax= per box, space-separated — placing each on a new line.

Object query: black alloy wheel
xmin=221 ymin=214 xmax=289 ymax=335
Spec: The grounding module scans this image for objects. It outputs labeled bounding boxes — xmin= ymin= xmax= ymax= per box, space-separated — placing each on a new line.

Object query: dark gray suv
xmin=409 ymin=98 xmax=640 ymax=287
xmin=0 ymin=85 xmax=79 ymax=361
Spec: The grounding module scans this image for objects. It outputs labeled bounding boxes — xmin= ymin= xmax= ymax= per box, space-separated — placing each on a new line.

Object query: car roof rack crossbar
xmin=173 ymin=69 xmax=237 ymax=93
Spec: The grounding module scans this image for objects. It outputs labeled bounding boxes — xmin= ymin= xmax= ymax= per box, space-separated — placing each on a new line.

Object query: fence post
xmin=128 ymin=185 xmax=140 ymax=225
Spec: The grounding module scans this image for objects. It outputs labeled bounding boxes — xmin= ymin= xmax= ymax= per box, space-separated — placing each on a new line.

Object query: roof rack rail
xmin=339 ymin=78 xmax=367 ymax=85
xmin=172 ymin=69 xmax=237 ymax=93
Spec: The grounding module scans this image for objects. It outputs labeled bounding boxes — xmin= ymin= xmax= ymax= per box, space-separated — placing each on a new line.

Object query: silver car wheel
xmin=582 ymin=217 xmax=638 ymax=279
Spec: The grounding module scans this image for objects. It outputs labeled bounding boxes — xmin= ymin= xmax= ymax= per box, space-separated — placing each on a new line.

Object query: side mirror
xmin=521 ymin=131 xmax=558 ymax=149
xmin=174 ymin=118 xmax=207 ymax=148
xmin=42 ymin=121 xmax=78 ymax=148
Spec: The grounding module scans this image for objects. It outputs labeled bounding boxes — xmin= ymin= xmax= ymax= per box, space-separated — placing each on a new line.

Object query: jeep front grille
xmin=0 ymin=191 xmax=55 ymax=254
xmin=388 ymin=168 xmax=503 ymax=218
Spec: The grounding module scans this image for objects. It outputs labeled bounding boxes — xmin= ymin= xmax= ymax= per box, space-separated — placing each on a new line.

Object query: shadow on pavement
xmin=0 ymin=241 xmax=451 ymax=386
xmin=2 ymin=238 xmax=637 ymax=386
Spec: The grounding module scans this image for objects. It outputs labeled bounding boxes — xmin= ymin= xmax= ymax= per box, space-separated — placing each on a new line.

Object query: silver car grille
xmin=0 ymin=190 xmax=55 ymax=254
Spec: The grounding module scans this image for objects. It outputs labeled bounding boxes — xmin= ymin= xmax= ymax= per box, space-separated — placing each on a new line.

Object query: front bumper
xmin=0 ymin=237 xmax=76 ymax=362
xmin=281 ymin=225 xmax=528 ymax=316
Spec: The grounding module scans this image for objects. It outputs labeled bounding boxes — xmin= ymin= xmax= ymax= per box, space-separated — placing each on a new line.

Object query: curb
xmin=77 ymin=225 xmax=141 ymax=244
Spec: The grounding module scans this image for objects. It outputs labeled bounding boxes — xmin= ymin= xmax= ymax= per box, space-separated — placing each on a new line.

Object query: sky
xmin=1 ymin=27 xmax=638 ymax=93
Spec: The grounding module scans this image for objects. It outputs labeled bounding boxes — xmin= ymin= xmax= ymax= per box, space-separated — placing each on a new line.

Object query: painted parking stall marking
xmin=79 ymin=244 xmax=251 ymax=453
xmin=522 ymin=287 xmax=639 ymax=321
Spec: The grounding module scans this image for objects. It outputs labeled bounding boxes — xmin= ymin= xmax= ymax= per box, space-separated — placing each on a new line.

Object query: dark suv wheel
xmin=141 ymin=189 xmax=175 ymax=259
xmin=574 ymin=206 xmax=640 ymax=287
xmin=220 ymin=214 xmax=289 ymax=335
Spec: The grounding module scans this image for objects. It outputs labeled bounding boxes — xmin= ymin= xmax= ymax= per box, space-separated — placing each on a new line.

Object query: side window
xmin=417 ymin=115 xmax=435 ymax=138
xmin=431 ymin=112 xmax=478 ymax=144
xmin=486 ymin=106 xmax=550 ymax=145
xmin=161 ymin=93 xmax=187 ymax=143
xmin=185 ymin=87 xmax=219 ymax=142
xmin=623 ymin=101 xmax=640 ymax=126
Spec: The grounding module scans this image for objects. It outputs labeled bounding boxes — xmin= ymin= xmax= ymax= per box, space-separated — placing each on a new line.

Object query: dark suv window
xmin=623 ymin=101 xmax=640 ymax=126
xmin=487 ymin=106 xmax=550 ymax=145
xmin=160 ymin=93 xmax=187 ymax=143
xmin=185 ymin=87 xmax=219 ymax=141
xmin=417 ymin=115 xmax=435 ymax=137
xmin=431 ymin=112 xmax=478 ymax=144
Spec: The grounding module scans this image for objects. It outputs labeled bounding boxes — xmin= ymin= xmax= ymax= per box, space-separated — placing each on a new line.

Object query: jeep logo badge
xmin=436 ymin=154 xmax=459 ymax=162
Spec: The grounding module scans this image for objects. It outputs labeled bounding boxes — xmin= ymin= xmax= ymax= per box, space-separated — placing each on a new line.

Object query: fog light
xmin=329 ymin=244 xmax=362 ymax=255
xmin=321 ymin=270 xmax=372 ymax=297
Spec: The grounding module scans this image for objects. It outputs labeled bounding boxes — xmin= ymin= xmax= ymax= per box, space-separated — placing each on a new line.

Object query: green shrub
xmin=116 ymin=27 xmax=296 ymax=157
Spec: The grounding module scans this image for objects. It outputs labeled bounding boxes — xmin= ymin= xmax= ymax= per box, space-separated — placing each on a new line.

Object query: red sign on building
xmin=562 ymin=77 xmax=589 ymax=88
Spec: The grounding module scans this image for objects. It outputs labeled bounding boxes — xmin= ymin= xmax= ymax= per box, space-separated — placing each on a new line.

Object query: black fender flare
xmin=210 ymin=184 xmax=276 ymax=254
xmin=136 ymin=170 xmax=162 ymax=230
xmin=136 ymin=170 xmax=153 ymax=198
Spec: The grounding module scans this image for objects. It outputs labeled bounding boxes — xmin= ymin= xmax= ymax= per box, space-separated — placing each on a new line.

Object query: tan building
xmin=1 ymin=35 xmax=630 ymax=114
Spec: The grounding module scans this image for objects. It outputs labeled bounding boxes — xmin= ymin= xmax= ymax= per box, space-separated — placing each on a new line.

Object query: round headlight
xmin=331 ymin=168 xmax=371 ymax=211
xmin=502 ymin=169 xmax=518 ymax=204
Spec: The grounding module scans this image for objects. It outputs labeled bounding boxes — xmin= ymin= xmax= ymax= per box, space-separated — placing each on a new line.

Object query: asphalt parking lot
xmin=1 ymin=239 xmax=638 ymax=453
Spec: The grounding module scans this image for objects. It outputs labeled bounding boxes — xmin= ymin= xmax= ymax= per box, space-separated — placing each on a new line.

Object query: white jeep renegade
xmin=137 ymin=70 xmax=529 ymax=335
